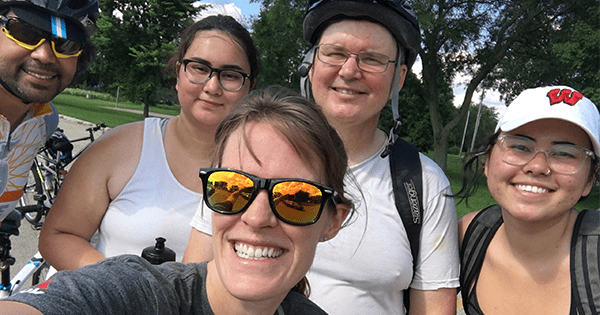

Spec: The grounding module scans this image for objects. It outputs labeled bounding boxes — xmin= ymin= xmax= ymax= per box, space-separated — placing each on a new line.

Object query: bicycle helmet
xmin=303 ymin=0 xmax=420 ymax=69
xmin=299 ymin=0 xmax=421 ymax=156
xmin=0 ymin=0 xmax=99 ymax=42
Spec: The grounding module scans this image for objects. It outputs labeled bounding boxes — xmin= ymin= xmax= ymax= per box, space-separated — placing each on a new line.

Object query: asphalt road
xmin=9 ymin=115 xmax=105 ymax=291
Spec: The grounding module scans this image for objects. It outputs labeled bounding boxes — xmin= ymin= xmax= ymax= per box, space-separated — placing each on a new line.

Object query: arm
xmin=182 ymin=228 xmax=213 ymax=263
xmin=38 ymin=123 xmax=143 ymax=270
xmin=408 ymin=288 xmax=457 ymax=315
xmin=0 ymin=302 xmax=43 ymax=315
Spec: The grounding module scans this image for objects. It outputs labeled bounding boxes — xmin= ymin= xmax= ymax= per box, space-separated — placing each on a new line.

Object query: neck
xmin=499 ymin=208 xmax=577 ymax=263
xmin=0 ymin=88 xmax=34 ymax=133
xmin=331 ymin=120 xmax=386 ymax=166
xmin=168 ymin=115 xmax=218 ymax=164
xmin=206 ymin=261 xmax=283 ymax=315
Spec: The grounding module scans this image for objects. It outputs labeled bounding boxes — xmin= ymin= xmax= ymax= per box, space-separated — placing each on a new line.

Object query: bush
xmin=62 ymin=88 xmax=116 ymax=102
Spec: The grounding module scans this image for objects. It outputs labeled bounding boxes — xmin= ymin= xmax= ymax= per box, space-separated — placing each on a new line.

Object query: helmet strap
xmin=381 ymin=43 xmax=404 ymax=158
xmin=299 ymin=46 xmax=316 ymax=99
xmin=0 ymin=76 xmax=32 ymax=104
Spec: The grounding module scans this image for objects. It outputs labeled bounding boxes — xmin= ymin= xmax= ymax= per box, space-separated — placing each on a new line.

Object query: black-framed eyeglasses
xmin=181 ymin=59 xmax=250 ymax=92
xmin=199 ymin=168 xmax=336 ymax=226
xmin=316 ymin=44 xmax=396 ymax=73
xmin=497 ymin=135 xmax=596 ymax=175
xmin=0 ymin=15 xmax=83 ymax=58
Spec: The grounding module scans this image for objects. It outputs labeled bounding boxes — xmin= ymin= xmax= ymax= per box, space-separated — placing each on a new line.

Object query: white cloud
xmin=194 ymin=2 xmax=244 ymax=24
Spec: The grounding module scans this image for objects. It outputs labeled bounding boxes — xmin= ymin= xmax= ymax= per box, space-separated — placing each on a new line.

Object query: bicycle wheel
xmin=20 ymin=162 xmax=45 ymax=225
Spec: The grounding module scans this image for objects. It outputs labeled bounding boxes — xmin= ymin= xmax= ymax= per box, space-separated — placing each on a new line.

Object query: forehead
xmin=318 ymin=19 xmax=397 ymax=54
xmin=220 ymin=122 xmax=320 ymax=182
xmin=505 ymin=119 xmax=593 ymax=149
xmin=185 ymin=30 xmax=250 ymax=71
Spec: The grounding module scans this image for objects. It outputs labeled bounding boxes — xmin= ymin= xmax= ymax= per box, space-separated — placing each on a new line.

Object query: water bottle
xmin=141 ymin=237 xmax=176 ymax=265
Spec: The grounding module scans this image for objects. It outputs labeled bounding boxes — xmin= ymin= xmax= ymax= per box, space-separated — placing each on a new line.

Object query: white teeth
xmin=24 ymin=69 xmax=54 ymax=80
xmin=234 ymin=243 xmax=283 ymax=260
xmin=336 ymin=88 xmax=357 ymax=95
xmin=516 ymin=184 xmax=549 ymax=194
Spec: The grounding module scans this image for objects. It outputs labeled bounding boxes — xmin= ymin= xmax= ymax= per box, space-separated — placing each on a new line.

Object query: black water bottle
xmin=141 ymin=237 xmax=176 ymax=264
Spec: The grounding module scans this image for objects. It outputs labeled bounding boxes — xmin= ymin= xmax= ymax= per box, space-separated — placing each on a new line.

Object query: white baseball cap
xmin=496 ymin=85 xmax=600 ymax=157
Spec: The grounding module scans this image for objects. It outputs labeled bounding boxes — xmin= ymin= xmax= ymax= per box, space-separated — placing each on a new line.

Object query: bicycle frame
xmin=0 ymin=252 xmax=46 ymax=299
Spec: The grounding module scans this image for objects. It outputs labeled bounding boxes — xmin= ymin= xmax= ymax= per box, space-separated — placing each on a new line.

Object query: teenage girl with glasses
xmin=38 ymin=15 xmax=260 ymax=270
xmin=456 ymin=86 xmax=600 ymax=314
xmin=0 ymin=86 xmax=355 ymax=315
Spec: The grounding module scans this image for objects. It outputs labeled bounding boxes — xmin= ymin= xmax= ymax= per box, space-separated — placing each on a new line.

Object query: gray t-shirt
xmin=6 ymin=255 xmax=327 ymax=315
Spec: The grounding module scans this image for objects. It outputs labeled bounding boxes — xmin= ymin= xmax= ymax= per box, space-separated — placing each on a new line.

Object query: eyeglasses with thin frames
xmin=315 ymin=44 xmax=396 ymax=73
xmin=181 ymin=59 xmax=250 ymax=92
xmin=497 ymin=135 xmax=595 ymax=175
xmin=0 ymin=15 xmax=83 ymax=58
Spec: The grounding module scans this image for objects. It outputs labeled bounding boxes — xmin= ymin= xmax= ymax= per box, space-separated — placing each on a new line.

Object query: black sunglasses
xmin=199 ymin=168 xmax=336 ymax=226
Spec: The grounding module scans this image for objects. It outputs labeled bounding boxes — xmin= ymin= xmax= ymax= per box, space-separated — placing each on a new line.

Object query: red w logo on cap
xmin=547 ymin=88 xmax=583 ymax=106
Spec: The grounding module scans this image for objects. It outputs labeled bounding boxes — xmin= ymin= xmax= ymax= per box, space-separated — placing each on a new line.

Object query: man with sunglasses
xmin=0 ymin=0 xmax=98 ymax=224
xmin=297 ymin=0 xmax=460 ymax=314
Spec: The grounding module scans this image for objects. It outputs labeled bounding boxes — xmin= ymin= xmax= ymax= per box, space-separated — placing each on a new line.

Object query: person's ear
xmin=397 ymin=64 xmax=408 ymax=90
xmin=321 ymin=203 xmax=349 ymax=241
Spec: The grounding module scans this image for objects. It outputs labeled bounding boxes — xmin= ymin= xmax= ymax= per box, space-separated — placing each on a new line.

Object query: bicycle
xmin=0 ymin=122 xmax=107 ymax=298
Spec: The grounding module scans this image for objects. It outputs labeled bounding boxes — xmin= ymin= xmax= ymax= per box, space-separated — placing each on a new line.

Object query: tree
xmin=415 ymin=0 xmax=593 ymax=170
xmin=251 ymin=0 xmax=307 ymax=90
xmin=91 ymin=0 xmax=199 ymax=116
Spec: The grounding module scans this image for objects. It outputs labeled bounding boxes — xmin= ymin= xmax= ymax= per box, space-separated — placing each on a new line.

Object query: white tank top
xmin=95 ymin=118 xmax=203 ymax=262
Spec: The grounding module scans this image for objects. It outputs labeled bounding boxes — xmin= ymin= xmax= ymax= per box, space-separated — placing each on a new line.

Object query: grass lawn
xmin=51 ymin=91 xmax=600 ymax=218
xmin=52 ymin=93 xmax=180 ymax=127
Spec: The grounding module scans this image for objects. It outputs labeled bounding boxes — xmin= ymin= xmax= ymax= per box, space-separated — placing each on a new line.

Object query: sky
xmin=197 ymin=1 xmax=508 ymax=118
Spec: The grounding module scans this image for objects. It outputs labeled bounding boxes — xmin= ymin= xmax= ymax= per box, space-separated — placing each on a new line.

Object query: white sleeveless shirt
xmin=95 ymin=118 xmax=205 ymax=262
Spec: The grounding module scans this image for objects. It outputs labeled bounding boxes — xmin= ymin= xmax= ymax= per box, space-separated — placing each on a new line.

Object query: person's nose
xmin=203 ymin=71 xmax=223 ymax=95
xmin=241 ymin=191 xmax=278 ymax=228
xmin=524 ymin=150 xmax=552 ymax=175
xmin=30 ymin=40 xmax=59 ymax=64
xmin=338 ymin=53 xmax=362 ymax=79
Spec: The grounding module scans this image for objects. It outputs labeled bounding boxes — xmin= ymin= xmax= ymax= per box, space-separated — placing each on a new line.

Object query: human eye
xmin=322 ymin=45 xmax=347 ymax=59
xmin=550 ymin=145 xmax=580 ymax=159
xmin=504 ymin=137 xmax=533 ymax=153
xmin=189 ymin=62 xmax=210 ymax=74
xmin=360 ymin=53 xmax=387 ymax=66
xmin=220 ymin=70 xmax=243 ymax=81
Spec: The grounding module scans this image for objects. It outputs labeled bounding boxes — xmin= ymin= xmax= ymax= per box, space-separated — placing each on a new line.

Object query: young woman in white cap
xmin=457 ymin=85 xmax=600 ymax=315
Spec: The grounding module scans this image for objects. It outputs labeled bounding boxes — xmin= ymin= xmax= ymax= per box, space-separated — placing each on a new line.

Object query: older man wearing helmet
xmin=0 ymin=0 xmax=98 ymax=224
xmin=299 ymin=0 xmax=459 ymax=314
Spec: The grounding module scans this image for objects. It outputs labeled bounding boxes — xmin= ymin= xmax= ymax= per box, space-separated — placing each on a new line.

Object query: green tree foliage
xmin=490 ymin=1 xmax=599 ymax=105
xmin=89 ymin=0 xmax=199 ymax=116
xmin=251 ymin=0 xmax=308 ymax=90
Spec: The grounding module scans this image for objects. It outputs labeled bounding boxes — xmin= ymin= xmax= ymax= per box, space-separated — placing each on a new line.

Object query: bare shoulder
xmin=458 ymin=210 xmax=480 ymax=245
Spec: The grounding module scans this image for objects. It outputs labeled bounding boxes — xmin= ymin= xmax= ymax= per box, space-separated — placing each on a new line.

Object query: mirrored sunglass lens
xmin=272 ymin=181 xmax=323 ymax=224
xmin=8 ymin=20 xmax=44 ymax=45
xmin=206 ymin=171 xmax=254 ymax=213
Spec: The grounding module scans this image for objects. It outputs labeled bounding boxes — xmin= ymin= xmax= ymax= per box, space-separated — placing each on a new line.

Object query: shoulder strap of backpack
xmin=571 ymin=209 xmax=600 ymax=315
xmin=388 ymin=137 xmax=423 ymax=311
xmin=459 ymin=204 xmax=503 ymax=301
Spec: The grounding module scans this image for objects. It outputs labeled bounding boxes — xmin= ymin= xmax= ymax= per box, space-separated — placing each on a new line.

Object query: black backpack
xmin=460 ymin=205 xmax=600 ymax=314
xmin=385 ymin=136 xmax=424 ymax=312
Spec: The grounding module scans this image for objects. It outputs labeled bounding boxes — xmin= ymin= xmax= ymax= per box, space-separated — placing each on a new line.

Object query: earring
xmin=322 ymin=237 xmax=328 ymax=242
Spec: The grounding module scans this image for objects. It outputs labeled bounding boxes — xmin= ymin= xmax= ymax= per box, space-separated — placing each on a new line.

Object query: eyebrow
xmin=513 ymin=134 xmax=579 ymax=147
xmin=184 ymin=57 xmax=247 ymax=72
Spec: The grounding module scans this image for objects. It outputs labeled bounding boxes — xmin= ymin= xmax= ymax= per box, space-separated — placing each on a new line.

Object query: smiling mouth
xmin=23 ymin=69 xmax=56 ymax=80
xmin=333 ymin=87 xmax=362 ymax=95
xmin=515 ymin=184 xmax=550 ymax=194
xmin=234 ymin=242 xmax=284 ymax=260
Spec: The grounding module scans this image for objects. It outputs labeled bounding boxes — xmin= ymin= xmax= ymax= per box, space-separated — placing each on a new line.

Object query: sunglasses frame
xmin=1 ymin=16 xmax=82 ymax=59
xmin=199 ymin=168 xmax=335 ymax=226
